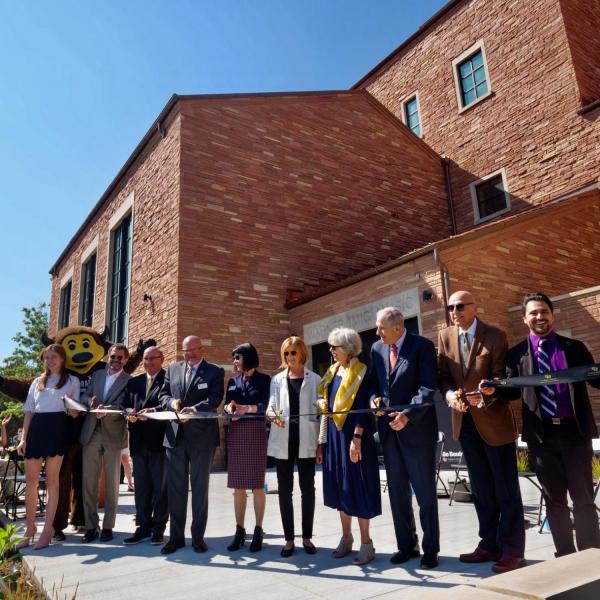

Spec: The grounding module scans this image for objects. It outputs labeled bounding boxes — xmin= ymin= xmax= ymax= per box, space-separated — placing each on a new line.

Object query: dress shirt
xmin=391 ymin=329 xmax=408 ymax=357
xmin=530 ymin=331 xmax=573 ymax=417
xmin=459 ymin=317 xmax=478 ymax=347
xmin=104 ymin=369 xmax=122 ymax=398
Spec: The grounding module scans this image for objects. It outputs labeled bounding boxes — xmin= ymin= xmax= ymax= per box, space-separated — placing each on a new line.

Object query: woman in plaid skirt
xmin=224 ymin=343 xmax=271 ymax=552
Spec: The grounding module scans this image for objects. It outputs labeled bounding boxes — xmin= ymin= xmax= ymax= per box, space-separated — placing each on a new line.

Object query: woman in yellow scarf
xmin=319 ymin=327 xmax=381 ymax=565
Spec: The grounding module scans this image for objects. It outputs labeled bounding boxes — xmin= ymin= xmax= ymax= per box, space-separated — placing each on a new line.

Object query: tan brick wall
xmin=177 ymin=91 xmax=450 ymax=371
xmin=362 ymin=0 xmax=600 ymax=232
xmin=49 ymin=112 xmax=182 ymax=364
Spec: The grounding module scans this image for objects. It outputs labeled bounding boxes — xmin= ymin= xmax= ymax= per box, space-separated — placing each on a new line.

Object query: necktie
xmin=538 ymin=338 xmax=557 ymax=417
xmin=146 ymin=375 xmax=153 ymax=397
xmin=185 ymin=364 xmax=193 ymax=390
xmin=390 ymin=344 xmax=398 ymax=371
xmin=460 ymin=333 xmax=471 ymax=375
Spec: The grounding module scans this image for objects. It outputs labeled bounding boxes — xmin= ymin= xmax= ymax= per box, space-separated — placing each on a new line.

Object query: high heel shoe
xmin=34 ymin=528 xmax=54 ymax=550
xmin=227 ymin=525 xmax=246 ymax=551
xmin=332 ymin=534 xmax=353 ymax=558
xmin=15 ymin=530 xmax=37 ymax=550
xmin=249 ymin=526 xmax=264 ymax=553
xmin=280 ymin=542 xmax=295 ymax=557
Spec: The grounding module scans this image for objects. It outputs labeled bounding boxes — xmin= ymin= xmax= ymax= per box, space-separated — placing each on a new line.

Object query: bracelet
xmin=353 ymin=433 xmax=362 ymax=439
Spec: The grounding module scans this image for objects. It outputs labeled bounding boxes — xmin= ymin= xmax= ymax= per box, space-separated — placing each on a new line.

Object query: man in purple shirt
xmin=505 ymin=292 xmax=600 ymax=557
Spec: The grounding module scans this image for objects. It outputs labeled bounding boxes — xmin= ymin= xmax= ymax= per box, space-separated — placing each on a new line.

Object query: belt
xmin=543 ymin=417 xmax=575 ymax=425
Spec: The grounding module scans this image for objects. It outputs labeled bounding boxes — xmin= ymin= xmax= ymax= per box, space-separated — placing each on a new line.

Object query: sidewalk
xmin=22 ymin=467 xmax=557 ymax=599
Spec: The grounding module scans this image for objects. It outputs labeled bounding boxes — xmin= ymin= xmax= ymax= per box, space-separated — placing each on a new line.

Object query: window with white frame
xmin=401 ymin=94 xmax=422 ymax=137
xmin=452 ymin=41 xmax=492 ymax=111
xmin=108 ymin=213 xmax=132 ymax=343
xmin=470 ymin=169 xmax=511 ymax=223
xmin=58 ymin=280 xmax=72 ymax=329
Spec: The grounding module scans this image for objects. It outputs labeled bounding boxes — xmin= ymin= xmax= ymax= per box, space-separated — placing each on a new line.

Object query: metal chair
xmin=435 ymin=431 xmax=449 ymax=497
xmin=0 ymin=450 xmax=46 ymax=520
xmin=448 ymin=452 xmax=471 ymax=505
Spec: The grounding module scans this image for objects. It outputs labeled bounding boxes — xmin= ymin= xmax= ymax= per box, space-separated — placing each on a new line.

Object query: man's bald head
xmin=182 ymin=336 xmax=204 ymax=364
xmin=447 ymin=290 xmax=477 ymax=330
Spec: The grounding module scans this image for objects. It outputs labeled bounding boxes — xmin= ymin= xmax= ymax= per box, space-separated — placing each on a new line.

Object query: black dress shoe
xmin=192 ymin=538 xmax=208 ymax=553
xmin=420 ymin=553 xmax=439 ymax=569
xmin=100 ymin=529 xmax=113 ymax=542
xmin=151 ymin=532 xmax=165 ymax=546
xmin=390 ymin=547 xmax=420 ymax=564
xmin=227 ymin=525 xmax=246 ymax=551
xmin=302 ymin=541 xmax=317 ymax=555
xmin=160 ymin=540 xmax=185 ymax=555
xmin=53 ymin=530 xmax=66 ymax=542
xmin=280 ymin=543 xmax=295 ymax=557
xmin=123 ymin=528 xmax=151 ymax=545
xmin=82 ymin=528 xmax=100 ymax=543
xmin=249 ymin=526 xmax=264 ymax=553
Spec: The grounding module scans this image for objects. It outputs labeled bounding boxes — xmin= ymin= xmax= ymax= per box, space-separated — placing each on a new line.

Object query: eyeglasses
xmin=109 ymin=354 xmax=125 ymax=361
xmin=284 ymin=350 xmax=298 ymax=357
xmin=183 ymin=347 xmax=201 ymax=353
xmin=329 ymin=345 xmax=341 ymax=350
xmin=446 ymin=302 xmax=474 ymax=312
xmin=144 ymin=355 xmax=162 ymax=361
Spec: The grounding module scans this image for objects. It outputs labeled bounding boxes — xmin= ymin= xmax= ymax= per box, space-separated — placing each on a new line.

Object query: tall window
xmin=80 ymin=253 xmax=96 ymax=327
xmin=58 ymin=280 xmax=72 ymax=329
xmin=470 ymin=170 xmax=511 ymax=222
xmin=108 ymin=214 xmax=132 ymax=342
xmin=453 ymin=41 xmax=492 ymax=111
xmin=402 ymin=95 xmax=421 ymax=137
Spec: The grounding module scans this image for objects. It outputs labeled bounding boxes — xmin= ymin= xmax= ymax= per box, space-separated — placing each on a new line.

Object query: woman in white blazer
xmin=267 ymin=336 xmax=322 ymax=557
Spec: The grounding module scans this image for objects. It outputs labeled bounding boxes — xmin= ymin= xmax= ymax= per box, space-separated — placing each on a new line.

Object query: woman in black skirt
xmin=224 ymin=343 xmax=270 ymax=552
xmin=17 ymin=344 xmax=79 ymax=549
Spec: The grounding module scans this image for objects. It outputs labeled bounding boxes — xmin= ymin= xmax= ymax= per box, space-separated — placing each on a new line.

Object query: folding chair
xmin=1 ymin=450 xmax=46 ymax=520
xmin=448 ymin=452 xmax=471 ymax=505
xmin=435 ymin=431 xmax=449 ymax=497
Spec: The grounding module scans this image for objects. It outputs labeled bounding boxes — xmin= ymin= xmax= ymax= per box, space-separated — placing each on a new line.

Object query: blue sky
xmin=0 ymin=0 xmax=447 ymax=361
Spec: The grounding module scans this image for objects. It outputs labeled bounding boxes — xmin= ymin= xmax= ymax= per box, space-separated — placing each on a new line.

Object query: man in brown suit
xmin=438 ymin=290 xmax=526 ymax=574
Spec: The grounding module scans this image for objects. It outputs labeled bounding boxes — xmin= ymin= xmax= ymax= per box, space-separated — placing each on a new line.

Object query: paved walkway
xmin=22 ymin=468 xmax=557 ymax=599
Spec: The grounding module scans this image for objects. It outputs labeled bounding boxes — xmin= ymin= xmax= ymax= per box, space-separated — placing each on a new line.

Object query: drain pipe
xmin=442 ymin=155 xmax=457 ymax=236
xmin=434 ymin=246 xmax=451 ymax=326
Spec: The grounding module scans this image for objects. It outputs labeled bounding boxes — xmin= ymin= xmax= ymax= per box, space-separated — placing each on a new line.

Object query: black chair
xmin=448 ymin=452 xmax=471 ymax=505
xmin=435 ymin=431 xmax=449 ymax=497
xmin=0 ymin=450 xmax=46 ymax=520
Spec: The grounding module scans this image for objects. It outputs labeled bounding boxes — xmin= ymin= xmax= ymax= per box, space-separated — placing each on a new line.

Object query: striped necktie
xmin=460 ymin=332 xmax=471 ymax=375
xmin=390 ymin=343 xmax=398 ymax=370
xmin=537 ymin=338 xmax=557 ymax=417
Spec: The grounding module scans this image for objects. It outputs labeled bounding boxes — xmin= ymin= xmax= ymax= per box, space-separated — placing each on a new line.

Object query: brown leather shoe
xmin=492 ymin=556 xmax=527 ymax=574
xmin=459 ymin=547 xmax=501 ymax=563
xmin=160 ymin=540 xmax=185 ymax=555
xmin=192 ymin=538 xmax=208 ymax=553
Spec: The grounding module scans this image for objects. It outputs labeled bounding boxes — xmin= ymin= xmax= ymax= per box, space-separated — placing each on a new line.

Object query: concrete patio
xmin=22 ymin=467 xmax=559 ymax=599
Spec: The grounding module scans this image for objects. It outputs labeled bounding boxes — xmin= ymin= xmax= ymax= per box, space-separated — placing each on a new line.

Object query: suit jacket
xmin=120 ymin=369 xmax=166 ymax=456
xmin=506 ymin=334 xmax=600 ymax=443
xmin=159 ymin=359 xmax=225 ymax=449
xmin=369 ymin=332 xmax=438 ymax=446
xmin=438 ymin=320 xmax=517 ymax=446
xmin=80 ymin=367 xmax=130 ymax=448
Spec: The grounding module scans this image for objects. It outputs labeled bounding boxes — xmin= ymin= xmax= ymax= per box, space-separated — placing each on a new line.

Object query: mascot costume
xmin=0 ymin=325 xmax=153 ymax=536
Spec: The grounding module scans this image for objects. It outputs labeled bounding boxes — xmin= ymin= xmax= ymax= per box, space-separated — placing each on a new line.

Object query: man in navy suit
xmin=159 ymin=336 xmax=224 ymax=555
xmin=369 ymin=306 xmax=440 ymax=569
xmin=120 ymin=346 xmax=168 ymax=546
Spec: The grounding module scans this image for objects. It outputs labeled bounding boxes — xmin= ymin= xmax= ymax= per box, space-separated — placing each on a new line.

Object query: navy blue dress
xmin=323 ymin=375 xmax=381 ymax=519
xmin=225 ymin=371 xmax=270 ymax=489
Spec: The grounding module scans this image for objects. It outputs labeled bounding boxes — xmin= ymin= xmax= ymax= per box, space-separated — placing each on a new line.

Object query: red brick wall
xmin=361 ymin=0 xmax=600 ymax=232
xmin=177 ymin=91 xmax=450 ymax=370
xmin=49 ymin=112 xmax=182 ymax=364
xmin=559 ymin=0 xmax=600 ymax=106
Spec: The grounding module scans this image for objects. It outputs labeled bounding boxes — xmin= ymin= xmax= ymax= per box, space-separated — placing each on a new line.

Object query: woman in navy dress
xmin=319 ymin=327 xmax=381 ymax=565
xmin=224 ymin=343 xmax=271 ymax=552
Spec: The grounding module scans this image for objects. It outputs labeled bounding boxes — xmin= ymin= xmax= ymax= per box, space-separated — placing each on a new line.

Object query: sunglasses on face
xmin=329 ymin=345 xmax=341 ymax=350
xmin=284 ymin=350 xmax=298 ymax=357
xmin=144 ymin=356 xmax=162 ymax=361
xmin=446 ymin=302 xmax=474 ymax=313
xmin=232 ymin=354 xmax=242 ymax=361
xmin=109 ymin=355 xmax=125 ymax=361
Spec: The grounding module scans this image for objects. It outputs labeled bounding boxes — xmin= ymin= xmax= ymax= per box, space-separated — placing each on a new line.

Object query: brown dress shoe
xmin=492 ymin=556 xmax=527 ymax=574
xmin=160 ymin=540 xmax=185 ymax=555
xmin=459 ymin=547 xmax=501 ymax=563
xmin=192 ymin=538 xmax=208 ymax=553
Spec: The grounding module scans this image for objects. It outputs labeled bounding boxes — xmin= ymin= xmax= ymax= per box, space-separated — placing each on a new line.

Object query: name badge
xmin=197 ymin=382 xmax=208 ymax=390
xmin=228 ymin=385 xmax=236 ymax=391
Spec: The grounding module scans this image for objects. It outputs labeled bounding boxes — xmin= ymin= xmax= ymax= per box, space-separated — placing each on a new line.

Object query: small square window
xmin=470 ymin=170 xmax=511 ymax=223
xmin=452 ymin=41 xmax=492 ymax=112
xmin=401 ymin=93 xmax=422 ymax=137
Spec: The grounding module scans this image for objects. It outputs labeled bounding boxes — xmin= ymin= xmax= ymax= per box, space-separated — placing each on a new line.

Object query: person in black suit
xmin=120 ymin=346 xmax=168 ymax=546
xmin=369 ymin=307 xmax=440 ymax=569
xmin=159 ymin=335 xmax=224 ymax=555
xmin=505 ymin=292 xmax=600 ymax=557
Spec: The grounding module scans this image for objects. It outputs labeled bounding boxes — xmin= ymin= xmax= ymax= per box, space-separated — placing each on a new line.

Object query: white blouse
xmin=24 ymin=374 xmax=80 ymax=413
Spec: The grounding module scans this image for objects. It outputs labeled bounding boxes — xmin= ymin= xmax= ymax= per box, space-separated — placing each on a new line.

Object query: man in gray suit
xmin=159 ymin=335 xmax=224 ymax=554
xmin=80 ymin=343 xmax=131 ymax=543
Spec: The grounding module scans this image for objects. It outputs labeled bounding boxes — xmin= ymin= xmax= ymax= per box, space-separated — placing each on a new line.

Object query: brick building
xmin=49 ymin=0 xmax=600 ymax=462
